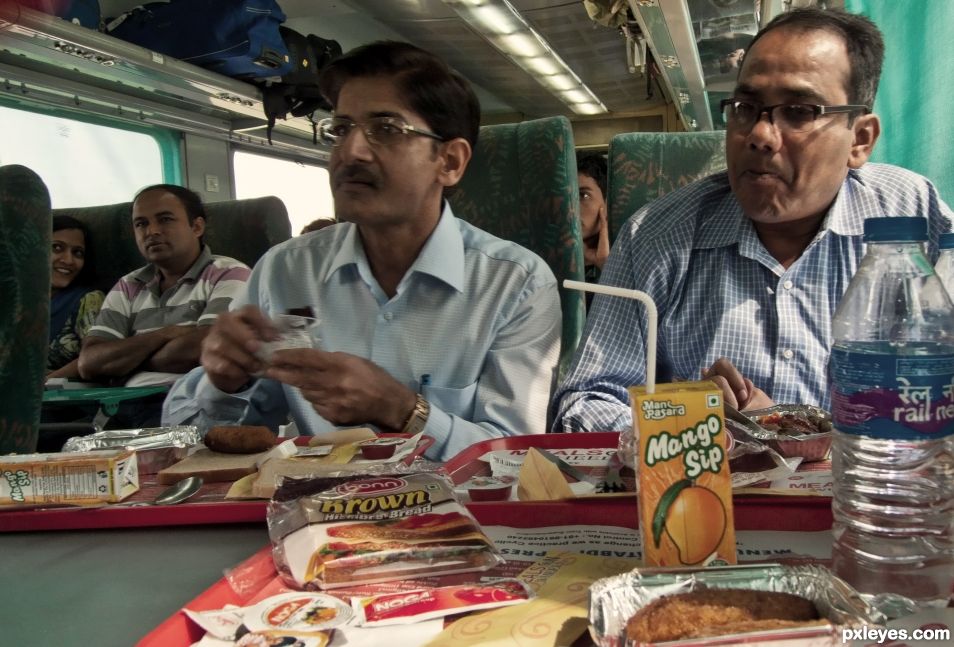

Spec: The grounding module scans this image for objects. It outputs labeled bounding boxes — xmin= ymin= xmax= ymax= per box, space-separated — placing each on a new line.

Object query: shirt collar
xmin=130 ymin=245 xmax=213 ymax=286
xmin=693 ymin=174 xmax=745 ymax=249
xmin=326 ymin=202 xmax=466 ymax=293
xmin=404 ymin=202 xmax=465 ymax=292
xmin=693 ymin=169 xmax=869 ymax=250
xmin=823 ymin=168 xmax=875 ymax=237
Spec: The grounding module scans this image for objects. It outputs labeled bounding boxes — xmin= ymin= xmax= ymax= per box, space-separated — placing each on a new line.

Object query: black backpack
xmin=260 ymin=27 xmax=342 ymax=144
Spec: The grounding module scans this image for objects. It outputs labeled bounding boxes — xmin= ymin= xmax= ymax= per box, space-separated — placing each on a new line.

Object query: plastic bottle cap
xmin=939 ymin=232 xmax=954 ymax=250
xmin=863 ymin=217 xmax=928 ymax=243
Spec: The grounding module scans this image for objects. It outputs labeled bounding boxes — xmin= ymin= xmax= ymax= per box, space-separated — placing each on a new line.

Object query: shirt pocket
xmin=422 ymin=381 xmax=478 ymax=420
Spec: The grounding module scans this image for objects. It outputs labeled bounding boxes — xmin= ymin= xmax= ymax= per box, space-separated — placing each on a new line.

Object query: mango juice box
xmin=0 ymin=449 xmax=139 ymax=505
xmin=629 ymin=382 xmax=736 ymax=567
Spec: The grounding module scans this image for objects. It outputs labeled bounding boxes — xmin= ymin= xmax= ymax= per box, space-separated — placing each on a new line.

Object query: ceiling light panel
xmin=524 ymin=56 xmax=561 ymax=76
xmin=542 ymin=74 xmax=581 ymax=92
xmin=443 ymin=0 xmax=608 ymax=115
xmin=495 ymin=32 xmax=545 ymax=57
xmin=469 ymin=4 xmax=519 ymax=34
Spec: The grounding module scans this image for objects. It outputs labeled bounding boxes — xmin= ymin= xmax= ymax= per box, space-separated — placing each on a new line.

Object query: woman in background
xmin=47 ymin=215 xmax=104 ymax=379
xmin=577 ymin=152 xmax=610 ymax=277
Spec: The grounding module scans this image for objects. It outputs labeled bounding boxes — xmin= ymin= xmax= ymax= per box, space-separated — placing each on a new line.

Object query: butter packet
xmin=353 ymin=579 xmax=533 ymax=627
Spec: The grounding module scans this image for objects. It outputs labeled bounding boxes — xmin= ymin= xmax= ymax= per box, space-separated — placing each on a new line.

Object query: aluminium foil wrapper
xmin=589 ymin=563 xmax=889 ymax=647
xmin=61 ymin=426 xmax=201 ymax=474
xmin=728 ymin=404 xmax=833 ymax=462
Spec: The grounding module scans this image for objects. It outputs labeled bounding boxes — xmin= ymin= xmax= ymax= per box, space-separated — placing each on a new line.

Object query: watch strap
xmin=401 ymin=394 xmax=430 ymax=435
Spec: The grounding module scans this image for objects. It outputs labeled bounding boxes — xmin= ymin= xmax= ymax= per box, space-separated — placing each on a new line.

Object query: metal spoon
xmin=151 ymin=476 xmax=203 ymax=506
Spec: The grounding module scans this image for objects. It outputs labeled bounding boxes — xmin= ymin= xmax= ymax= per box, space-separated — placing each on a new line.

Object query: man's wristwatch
xmin=401 ymin=394 xmax=430 ymax=435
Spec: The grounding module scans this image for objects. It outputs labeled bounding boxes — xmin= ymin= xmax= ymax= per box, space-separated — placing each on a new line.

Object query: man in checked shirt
xmin=552 ymin=8 xmax=954 ymax=432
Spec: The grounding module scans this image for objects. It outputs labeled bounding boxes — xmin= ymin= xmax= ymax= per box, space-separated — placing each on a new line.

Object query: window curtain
xmin=846 ymin=0 xmax=954 ymax=204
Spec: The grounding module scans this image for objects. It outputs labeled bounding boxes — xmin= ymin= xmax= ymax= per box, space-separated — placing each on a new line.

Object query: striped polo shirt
xmin=88 ymin=246 xmax=250 ymax=340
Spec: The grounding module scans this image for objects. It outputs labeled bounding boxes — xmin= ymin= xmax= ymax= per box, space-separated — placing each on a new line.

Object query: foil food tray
xmin=732 ymin=405 xmax=833 ymax=462
xmin=62 ymin=426 xmax=201 ymax=474
xmin=589 ymin=563 xmax=887 ymax=646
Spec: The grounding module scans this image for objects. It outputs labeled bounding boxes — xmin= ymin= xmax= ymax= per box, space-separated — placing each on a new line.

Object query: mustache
xmin=333 ymin=165 xmax=380 ymax=187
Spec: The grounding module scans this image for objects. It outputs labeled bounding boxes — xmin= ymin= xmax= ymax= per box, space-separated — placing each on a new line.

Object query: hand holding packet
xmin=255 ymin=312 xmax=321 ymax=365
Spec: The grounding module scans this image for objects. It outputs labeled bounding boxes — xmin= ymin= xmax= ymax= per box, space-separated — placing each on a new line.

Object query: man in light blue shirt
xmin=163 ymin=42 xmax=560 ymax=461
xmin=553 ymin=8 xmax=954 ymax=432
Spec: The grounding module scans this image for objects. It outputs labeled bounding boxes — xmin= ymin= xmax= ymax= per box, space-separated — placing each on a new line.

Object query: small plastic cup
xmin=464 ymin=475 xmax=516 ymax=501
xmin=358 ymin=437 xmax=405 ymax=460
xmin=256 ymin=314 xmax=320 ymax=364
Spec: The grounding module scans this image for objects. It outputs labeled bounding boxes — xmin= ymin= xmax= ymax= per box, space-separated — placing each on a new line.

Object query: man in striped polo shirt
xmin=78 ymin=184 xmax=250 ymax=428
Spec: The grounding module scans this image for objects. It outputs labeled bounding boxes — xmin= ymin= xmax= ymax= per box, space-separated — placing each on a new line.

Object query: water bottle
xmin=829 ymin=217 xmax=954 ymax=607
xmin=934 ymin=232 xmax=954 ymax=298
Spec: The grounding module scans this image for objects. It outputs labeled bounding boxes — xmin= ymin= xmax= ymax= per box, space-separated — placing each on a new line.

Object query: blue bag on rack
xmin=106 ymin=0 xmax=292 ymax=79
xmin=261 ymin=27 xmax=342 ymax=143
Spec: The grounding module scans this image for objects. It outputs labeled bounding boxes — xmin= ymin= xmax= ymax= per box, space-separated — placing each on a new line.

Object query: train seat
xmin=53 ymin=194 xmax=292 ymax=293
xmin=0 ymin=164 xmax=52 ymax=453
xmin=448 ymin=115 xmax=586 ymax=379
xmin=607 ymin=131 xmax=726 ymax=241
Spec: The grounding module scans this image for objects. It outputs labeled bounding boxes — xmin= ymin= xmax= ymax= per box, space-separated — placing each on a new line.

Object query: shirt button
xmin=783 ymin=349 xmax=794 ymax=359
xmin=383 ymin=312 xmax=393 ymax=321
xmin=782 ymin=280 xmax=794 ymax=290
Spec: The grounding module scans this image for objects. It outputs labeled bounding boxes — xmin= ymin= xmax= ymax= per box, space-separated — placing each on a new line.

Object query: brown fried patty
xmin=204 ymin=425 xmax=275 ymax=454
xmin=625 ymin=588 xmax=820 ymax=643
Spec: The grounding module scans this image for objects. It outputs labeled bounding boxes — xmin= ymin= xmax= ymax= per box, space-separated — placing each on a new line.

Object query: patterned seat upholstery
xmin=449 ymin=116 xmax=585 ymax=378
xmin=607 ymin=131 xmax=726 ymax=240
xmin=0 ymin=165 xmax=51 ymax=453
xmin=54 ymin=195 xmax=292 ymax=292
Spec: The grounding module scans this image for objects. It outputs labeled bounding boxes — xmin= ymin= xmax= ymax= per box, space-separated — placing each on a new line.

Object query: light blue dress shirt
xmin=553 ymin=164 xmax=954 ymax=432
xmin=163 ymin=204 xmax=561 ymax=461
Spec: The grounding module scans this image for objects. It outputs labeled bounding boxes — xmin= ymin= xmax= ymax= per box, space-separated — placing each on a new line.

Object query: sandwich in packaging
xmin=267 ymin=472 xmax=503 ymax=590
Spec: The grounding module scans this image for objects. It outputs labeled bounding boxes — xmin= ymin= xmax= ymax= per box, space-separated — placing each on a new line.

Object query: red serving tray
xmin=0 ymin=434 xmax=433 ymax=533
xmin=137 ymin=498 xmax=835 ymax=647
xmin=444 ymin=432 xmax=833 ymax=532
xmin=443 ymin=431 xmax=621 ymax=482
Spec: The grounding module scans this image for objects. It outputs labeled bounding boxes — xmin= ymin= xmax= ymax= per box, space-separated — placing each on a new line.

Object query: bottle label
xmin=830 ymin=348 xmax=954 ymax=439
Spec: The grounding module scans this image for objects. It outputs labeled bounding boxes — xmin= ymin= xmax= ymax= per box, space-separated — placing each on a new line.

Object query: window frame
xmin=0 ymin=96 xmax=183 ymax=186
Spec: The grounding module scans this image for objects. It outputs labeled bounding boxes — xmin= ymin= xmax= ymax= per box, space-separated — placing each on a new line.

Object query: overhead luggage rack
xmin=0 ymin=2 xmax=329 ymax=159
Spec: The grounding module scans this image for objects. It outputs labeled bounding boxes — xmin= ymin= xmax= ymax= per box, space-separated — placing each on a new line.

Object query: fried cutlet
xmin=625 ymin=588 xmax=820 ymax=643
xmin=204 ymin=425 xmax=275 ymax=454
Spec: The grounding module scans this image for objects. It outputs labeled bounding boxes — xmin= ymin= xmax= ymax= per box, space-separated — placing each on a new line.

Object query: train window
xmin=233 ymin=151 xmax=334 ymax=235
xmin=0 ymin=105 xmax=168 ymax=207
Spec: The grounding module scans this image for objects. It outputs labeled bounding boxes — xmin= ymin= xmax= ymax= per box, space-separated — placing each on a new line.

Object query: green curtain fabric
xmin=607 ymin=131 xmax=726 ymax=240
xmin=846 ymin=0 xmax=954 ymax=204
xmin=448 ymin=116 xmax=585 ymax=379
xmin=0 ymin=164 xmax=51 ymax=454
xmin=55 ymin=195 xmax=292 ymax=293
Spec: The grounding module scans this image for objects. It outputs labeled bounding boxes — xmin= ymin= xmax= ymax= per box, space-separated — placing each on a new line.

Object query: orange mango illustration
xmin=652 ymin=480 xmax=727 ymax=565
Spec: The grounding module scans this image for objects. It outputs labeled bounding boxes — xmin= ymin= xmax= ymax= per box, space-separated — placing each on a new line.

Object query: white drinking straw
xmin=563 ymin=280 xmax=657 ymax=394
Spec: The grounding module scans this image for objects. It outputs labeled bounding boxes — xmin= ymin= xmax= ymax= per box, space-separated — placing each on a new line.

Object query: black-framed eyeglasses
xmin=720 ymin=99 xmax=870 ymax=133
xmin=316 ymin=116 xmax=445 ymax=148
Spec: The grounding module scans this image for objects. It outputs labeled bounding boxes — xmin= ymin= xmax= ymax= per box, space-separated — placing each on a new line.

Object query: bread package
xmin=267 ymin=473 xmax=503 ymax=590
